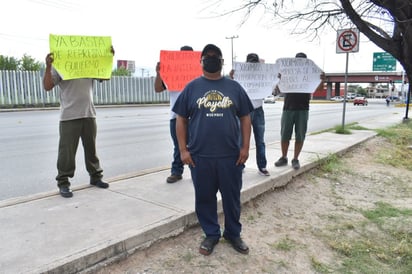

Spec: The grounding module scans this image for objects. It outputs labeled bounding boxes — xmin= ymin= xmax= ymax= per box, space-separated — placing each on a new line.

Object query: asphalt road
xmin=0 ymin=99 xmax=399 ymax=201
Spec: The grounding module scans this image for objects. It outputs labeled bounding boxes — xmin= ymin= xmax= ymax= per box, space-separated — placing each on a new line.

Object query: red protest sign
xmin=159 ymin=50 xmax=202 ymax=91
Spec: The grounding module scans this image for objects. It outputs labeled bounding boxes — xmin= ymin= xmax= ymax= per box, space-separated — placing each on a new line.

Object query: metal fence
xmin=0 ymin=70 xmax=169 ymax=107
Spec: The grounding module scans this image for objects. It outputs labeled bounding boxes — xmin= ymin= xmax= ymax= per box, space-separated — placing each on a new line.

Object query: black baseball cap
xmin=201 ymin=44 xmax=222 ymax=57
xmin=295 ymin=52 xmax=307 ymax=58
xmin=246 ymin=53 xmax=259 ymax=63
xmin=180 ymin=45 xmax=193 ymax=51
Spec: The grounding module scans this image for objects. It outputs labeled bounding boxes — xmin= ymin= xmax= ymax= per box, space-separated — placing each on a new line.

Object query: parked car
xmin=263 ymin=95 xmax=276 ymax=103
xmin=330 ymin=96 xmax=344 ymax=102
xmin=353 ymin=97 xmax=368 ymax=106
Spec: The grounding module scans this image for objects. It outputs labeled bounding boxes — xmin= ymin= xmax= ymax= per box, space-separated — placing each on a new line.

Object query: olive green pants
xmin=56 ymin=118 xmax=103 ymax=187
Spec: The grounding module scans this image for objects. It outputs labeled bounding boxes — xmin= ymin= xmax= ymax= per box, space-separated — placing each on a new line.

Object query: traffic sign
xmin=336 ymin=29 xmax=360 ymax=53
xmin=373 ymin=52 xmax=396 ymax=71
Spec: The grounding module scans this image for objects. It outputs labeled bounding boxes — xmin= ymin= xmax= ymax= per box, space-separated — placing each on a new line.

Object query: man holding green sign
xmin=43 ymin=34 xmax=115 ymax=198
xmin=49 ymin=34 xmax=114 ymax=80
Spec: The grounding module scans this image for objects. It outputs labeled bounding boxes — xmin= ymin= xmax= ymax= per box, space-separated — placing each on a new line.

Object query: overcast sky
xmin=1 ymin=0 xmax=396 ymax=76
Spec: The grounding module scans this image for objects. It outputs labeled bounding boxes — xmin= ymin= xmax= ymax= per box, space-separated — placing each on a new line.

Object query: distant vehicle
xmin=353 ymin=97 xmax=368 ymax=106
xmin=330 ymin=96 xmax=344 ymax=102
xmin=387 ymin=96 xmax=400 ymax=101
xmin=344 ymin=93 xmax=356 ymax=100
xmin=263 ymin=95 xmax=276 ymax=103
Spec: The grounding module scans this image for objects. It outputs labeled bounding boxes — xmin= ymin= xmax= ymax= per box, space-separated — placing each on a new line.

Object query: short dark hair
xmin=180 ymin=45 xmax=193 ymax=51
xmin=201 ymin=44 xmax=222 ymax=58
xmin=246 ymin=53 xmax=259 ymax=63
xmin=295 ymin=52 xmax=307 ymax=58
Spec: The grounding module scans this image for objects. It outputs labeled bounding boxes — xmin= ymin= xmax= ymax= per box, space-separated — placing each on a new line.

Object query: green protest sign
xmin=49 ymin=34 xmax=113 ymax=80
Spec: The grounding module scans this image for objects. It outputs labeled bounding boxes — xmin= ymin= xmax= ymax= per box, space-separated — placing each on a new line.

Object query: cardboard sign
xmin=49 ymin=34 xmax=113 ymax=80
xmin=159 ymin=50 xmax=202 ymax=91
xmin=276 ymin=58 xmax=322 ymax=93
xmin=233 ymin=62 xmax=280 ymax=99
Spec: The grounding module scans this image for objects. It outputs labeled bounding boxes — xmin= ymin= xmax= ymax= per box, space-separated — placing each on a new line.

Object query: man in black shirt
xmin=274 ymin=52 xmax=318 ymax=170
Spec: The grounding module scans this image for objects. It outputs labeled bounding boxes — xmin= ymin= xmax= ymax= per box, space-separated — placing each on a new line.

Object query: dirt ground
xmin=96 ymin=136 xmax=412 ymax=274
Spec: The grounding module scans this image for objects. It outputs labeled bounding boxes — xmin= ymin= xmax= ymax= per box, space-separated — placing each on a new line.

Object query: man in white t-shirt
xmin=154 ymin=45 xmax=193 ymax=184
xmin=230 ymin=53 xmax=271 ymax=176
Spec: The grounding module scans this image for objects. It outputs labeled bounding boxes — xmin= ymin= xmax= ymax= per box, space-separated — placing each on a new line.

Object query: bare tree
xmin=208 ymin=0 xmax=412 ymax=119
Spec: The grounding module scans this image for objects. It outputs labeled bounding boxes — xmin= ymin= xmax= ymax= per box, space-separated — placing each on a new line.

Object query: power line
xmin=0 ymin=33 xmax=46 ymax=42
xmin=0 ymin=33 xmax=47 ymax=48
xmin=27 ymin=0 xmax=81 ymax=11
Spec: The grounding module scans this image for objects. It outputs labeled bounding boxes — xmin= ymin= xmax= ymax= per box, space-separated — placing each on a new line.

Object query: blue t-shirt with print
xmin=172 ymin=76 xmax=254 ymax=158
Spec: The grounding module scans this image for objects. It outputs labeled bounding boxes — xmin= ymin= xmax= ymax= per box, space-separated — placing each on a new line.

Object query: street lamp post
xmin=226 ymin=35 xmax=239 ymax=67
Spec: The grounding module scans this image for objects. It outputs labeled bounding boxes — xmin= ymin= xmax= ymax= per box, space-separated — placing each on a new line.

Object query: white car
xmin=263 ymin=95 xmax=277 ymax=103
xmin=330 ymin=96 xmax=344 ymax=102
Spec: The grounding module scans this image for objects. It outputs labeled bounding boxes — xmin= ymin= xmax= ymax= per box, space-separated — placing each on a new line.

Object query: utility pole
xmin=225 ymin=35 xmax=239 ymax=67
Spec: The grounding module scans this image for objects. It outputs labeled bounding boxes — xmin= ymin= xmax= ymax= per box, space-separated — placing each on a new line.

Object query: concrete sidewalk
xmin=0 ymin=113 xmax=405 ymax=274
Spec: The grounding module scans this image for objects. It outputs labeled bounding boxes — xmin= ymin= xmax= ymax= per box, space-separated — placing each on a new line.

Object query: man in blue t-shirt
xmin=173 ymin=44 xmax=254 ymax=256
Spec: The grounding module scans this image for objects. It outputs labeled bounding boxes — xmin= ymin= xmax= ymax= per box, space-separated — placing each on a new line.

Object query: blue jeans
xmin=170 ymin=118 xmax=184 ymax=176
xmin=250 ymin=107 xmax=267 ymax=169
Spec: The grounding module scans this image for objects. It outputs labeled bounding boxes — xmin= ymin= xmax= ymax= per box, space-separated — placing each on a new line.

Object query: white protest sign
xmin=276 ymin=58 xmax=322 ymax=93
xmin=233 ymin=62 xmax=280 ymax=99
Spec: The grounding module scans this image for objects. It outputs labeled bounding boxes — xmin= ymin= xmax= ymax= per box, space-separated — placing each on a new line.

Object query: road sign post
xmin=336 ymin=28 xmax=360 ymax=129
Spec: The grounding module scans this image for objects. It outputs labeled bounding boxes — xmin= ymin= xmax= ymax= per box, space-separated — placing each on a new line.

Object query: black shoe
xmin=224 ymin=236 xmax=249 ymax=254
xmin=90 ymin=179 xmax=109 ymax=188
xmin=291 ymin=159 xmax=300 ymax=170
xmin=275 ymin=157 xmax=288 ymax=167
xmin=166 ymin=174 xmax=182 ymax=184
xmin=59 ymin=186 xmax=73 ymax=198
xmin=199 ymin=237 xmax=219 ymax=256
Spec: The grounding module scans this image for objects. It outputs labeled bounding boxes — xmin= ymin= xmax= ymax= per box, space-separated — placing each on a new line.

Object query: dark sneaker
xmin=275 ymin=157 xmax=288 ymax=167
xmin=199 ymin=237 xmax=219 ymax=256
xmin=166 ymin=174 xmax=182 ymax=184
xmin=292 ymin=159 xmax=300 ymax=170
xmin=224 ymin=236 xmax=249 ymax=254
xmin=258 ymin=168 xmax=270 ymax=176
xmin=90 ymin=180 xmax=109 ymax=188
xmin=59 ymin=186 xmax=73 ymax=198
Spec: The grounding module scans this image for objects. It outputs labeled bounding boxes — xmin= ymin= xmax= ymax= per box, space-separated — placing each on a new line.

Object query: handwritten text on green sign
xmin=49 ymin=34 xmax=113 ymax=80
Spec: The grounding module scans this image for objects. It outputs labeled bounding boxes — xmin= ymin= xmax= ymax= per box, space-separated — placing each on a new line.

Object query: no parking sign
xmin=336 ymin=29 xmax=360 ymax=54
xmin=335 ymin=28 xmax=360 ymax=129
